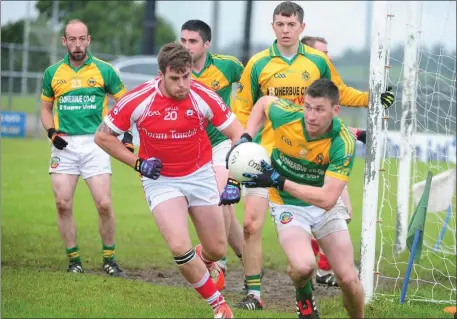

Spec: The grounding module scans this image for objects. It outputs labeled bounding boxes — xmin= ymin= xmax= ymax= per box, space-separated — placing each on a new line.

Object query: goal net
xmin=361 ymin=1 xmax=456 ymax=304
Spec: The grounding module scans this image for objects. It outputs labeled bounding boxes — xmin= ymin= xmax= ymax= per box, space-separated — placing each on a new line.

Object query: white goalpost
xmin=361 ymin=0 xmax=456 ymax=305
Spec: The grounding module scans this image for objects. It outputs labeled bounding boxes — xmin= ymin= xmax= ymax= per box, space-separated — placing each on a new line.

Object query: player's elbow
xmin=320 ymin=195 xmax=339 ymax=212
xmin=94 ymin=131 xmax=107 ymax=148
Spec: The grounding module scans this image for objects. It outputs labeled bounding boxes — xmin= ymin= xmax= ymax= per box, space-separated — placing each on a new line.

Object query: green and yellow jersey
xmin=265 ymin=98 xmax=356 ymax=207
xmin=234 ymin=40 xmax=367 ymax=154
xmin=192 ymin=53 xmax=244 ymax=147
xmin=41 ymin=53 xmax=127 ymax=135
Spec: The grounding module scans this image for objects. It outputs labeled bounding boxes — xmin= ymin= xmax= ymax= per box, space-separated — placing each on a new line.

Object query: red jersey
xmin=104 ymin=78 xmax=235 ymax=177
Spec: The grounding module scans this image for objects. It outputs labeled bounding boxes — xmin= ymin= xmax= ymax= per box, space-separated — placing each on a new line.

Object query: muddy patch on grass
xmin=126 ymin=265 xmax=340 ymax=313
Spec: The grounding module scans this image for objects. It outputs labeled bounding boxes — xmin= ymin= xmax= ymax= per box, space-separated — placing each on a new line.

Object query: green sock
xmin=66 ymin=246 xmax=81 ymax=263
xmin=246 ymin=274 xmax=261 ymax=299
xmin=102 ymin=244 xmax=115 ymax=262
xmin=296 ymin=279 xmax=313 ymax=300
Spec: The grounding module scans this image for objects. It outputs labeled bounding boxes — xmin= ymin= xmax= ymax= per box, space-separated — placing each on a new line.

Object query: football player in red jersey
xmin=95 ymin=43 xmax=245 ymax=319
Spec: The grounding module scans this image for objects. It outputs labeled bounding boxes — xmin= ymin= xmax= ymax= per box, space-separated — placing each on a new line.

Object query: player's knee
xmin=55 ymin=198 xmax=72 ymax=216
xmin=95 ymin=197 xmax=112 ymax=215
xmin=335 ymin=267 xmax=359 ymax=288
xmin=288 ymin=261 xmax=315 ymax=281
xmin=202 ymin=240 xmax=226 ymax=261
xmin=169 ymin=240 xmax=192 ymax=257
xmin=243 ymin=214 xmax=262 ymax=237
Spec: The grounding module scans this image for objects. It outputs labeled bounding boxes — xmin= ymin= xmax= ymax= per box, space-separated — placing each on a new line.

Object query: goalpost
xmin=360 ymin=1 xmax=456 ymax=305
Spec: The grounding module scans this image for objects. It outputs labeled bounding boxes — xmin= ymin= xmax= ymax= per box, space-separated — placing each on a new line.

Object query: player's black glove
xmin=225 ymin=133 xmax=252 ymax=169
xmin=380 ymin=86 xmax=395 ymax=109
xmin=134 ymin=157 xmax=163 ymax=180
xmin=355 ymin=129 xmax=367 ymax=144
xmin=242 ymin=160 xmax=286 ymax=190
xmin=47 ymin=128 xmax=68 ymax=150
xmin=219 ymin=178 xmax=241 ymax=206
xmin=122 ymin=131 xmax=134 ymax=153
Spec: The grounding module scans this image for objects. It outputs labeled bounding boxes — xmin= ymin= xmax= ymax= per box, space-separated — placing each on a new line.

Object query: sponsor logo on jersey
xmin=279 ymin=211 xmax=293 ymax=224
xmin=211 ymin=80 xmax=220 ymax=90
xmin=87 ymin=78 xmax=96 ymax=87
xmin=56 ymin=79 xmax=66 ymax=85
xmin=267 ymin=86 xmax=307 ymax=97
xmin=50 ymin=156 xmax=60 ymax=168
xmin=274 ymin=72 xmax=286 ymax=79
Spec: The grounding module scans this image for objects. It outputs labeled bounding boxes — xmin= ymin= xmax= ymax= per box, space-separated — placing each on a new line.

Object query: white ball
xmin=227 ymin=142 xmax=271 ymax=182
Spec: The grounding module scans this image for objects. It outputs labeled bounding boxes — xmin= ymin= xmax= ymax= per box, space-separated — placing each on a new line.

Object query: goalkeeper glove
xmin=225 ymin=133 xmax=252 ymax=169
xmin=242 ymin=160 xmax=286 ymax=190
xmin=134 ymin=157 xmax=163 ymax=180
xmin=47 ymin=128 xmax=68 ymax=150
xmin=219 ymin=178 xmax=241 ymax=206
xmin=380 ymin=86 xmax=395 ymax=109
xmin=122 ymin=131 xmax=135 ymax=153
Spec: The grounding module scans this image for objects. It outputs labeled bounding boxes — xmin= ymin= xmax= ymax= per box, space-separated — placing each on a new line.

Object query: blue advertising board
xmin=1 ymin=111 xmax=27 ymax=138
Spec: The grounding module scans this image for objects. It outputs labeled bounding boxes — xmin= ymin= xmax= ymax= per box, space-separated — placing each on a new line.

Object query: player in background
xmin=301 ymin=35 xmax=394 ymax=287
xmin=40 ymin=19 xmax=130 ymax=276
xmin=95 ymin=43 xmax=245 ymax=319
xmin=237 ymin=78 xmax=364 ymax=319
xmin=180 ymin=19 xmax=245 ymax=280
xmin=231 ymin=1 xmax=394 ymax=310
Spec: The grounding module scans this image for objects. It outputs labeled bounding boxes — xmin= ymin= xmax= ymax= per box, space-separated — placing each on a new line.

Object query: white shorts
xmin=142 ymin=163 xmax=219 ymax=212
xmin=270 ymin=198 xmax=350 ymax=239
xmin=212 ymin=139 xmax=231 ymax=167
xmin=48 ymin=134 xmax=111 ymax=179
xmin=242 ymin=186 xmax=269 ymax=199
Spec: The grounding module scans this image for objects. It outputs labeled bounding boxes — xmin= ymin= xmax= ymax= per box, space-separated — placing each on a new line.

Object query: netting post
xmin=360 ymin=0 xmax=388 ymax=304
xmin=396 ymin=1 xmax=423 ymax=254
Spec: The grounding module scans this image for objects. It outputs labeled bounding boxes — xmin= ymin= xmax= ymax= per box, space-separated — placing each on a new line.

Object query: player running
xmin=180 ymin=19 xmax=245 ymax=283
xmin=232 ymin=1 xmax=394 ymax=309
xmin=94 ymin=43 xmax=245 ymax=319
xmin=301 ymin=35 xmax=394 ymax=287
xmin=234 ymin=78 xmax=364 ymax=319
xmin=40 ymin=19 xmax=130 ymax=276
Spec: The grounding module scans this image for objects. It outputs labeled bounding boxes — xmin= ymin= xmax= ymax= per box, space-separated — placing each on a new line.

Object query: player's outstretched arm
xmin=95 ymin=122 xmax=138 ymax=168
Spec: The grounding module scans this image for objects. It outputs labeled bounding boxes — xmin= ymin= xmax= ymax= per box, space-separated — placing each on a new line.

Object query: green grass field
xmin=2 ymin=139 xmax=455 ymax=318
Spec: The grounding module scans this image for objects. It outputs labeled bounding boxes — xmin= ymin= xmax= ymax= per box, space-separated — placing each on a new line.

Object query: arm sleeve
xmin=105 ymin=66 xmax=128 ymax=100
xmin=233 ymin=57 xmax=259 ymax=128
xmin=40 ymin=68 xmax=54 ymax=102
xmin=104 ymin=96 xmax=138 ymax=134
xmin=326 ymin=128 xmax=356 ymax=182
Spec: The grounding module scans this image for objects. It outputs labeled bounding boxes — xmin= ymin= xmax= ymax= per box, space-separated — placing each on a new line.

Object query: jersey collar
xmin=192 ymin=52 xmax=212 ymax=78
xmin=269 ymin=40 xmax=306 ymax=57
xmin=64 ymin=52 xmax=93 ymax=71
xmin=301 ymin=117 xmax=341 ymax=141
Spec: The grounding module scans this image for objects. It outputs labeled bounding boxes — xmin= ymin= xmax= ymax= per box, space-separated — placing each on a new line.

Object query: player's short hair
xmin=301 ymin=36 xmax=327 ymax=47
xmin=305 ymin=79 xmax=340 ymax=106
xmin=181 ymin=19 xmax=212 ymax=43
xmin=273 ymin=1 xmax=304 ymax=23
xmin=63 ymin=19 xmax=89 ymax=37
xmin=158 ymin=42 xmax=192 ymax=74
